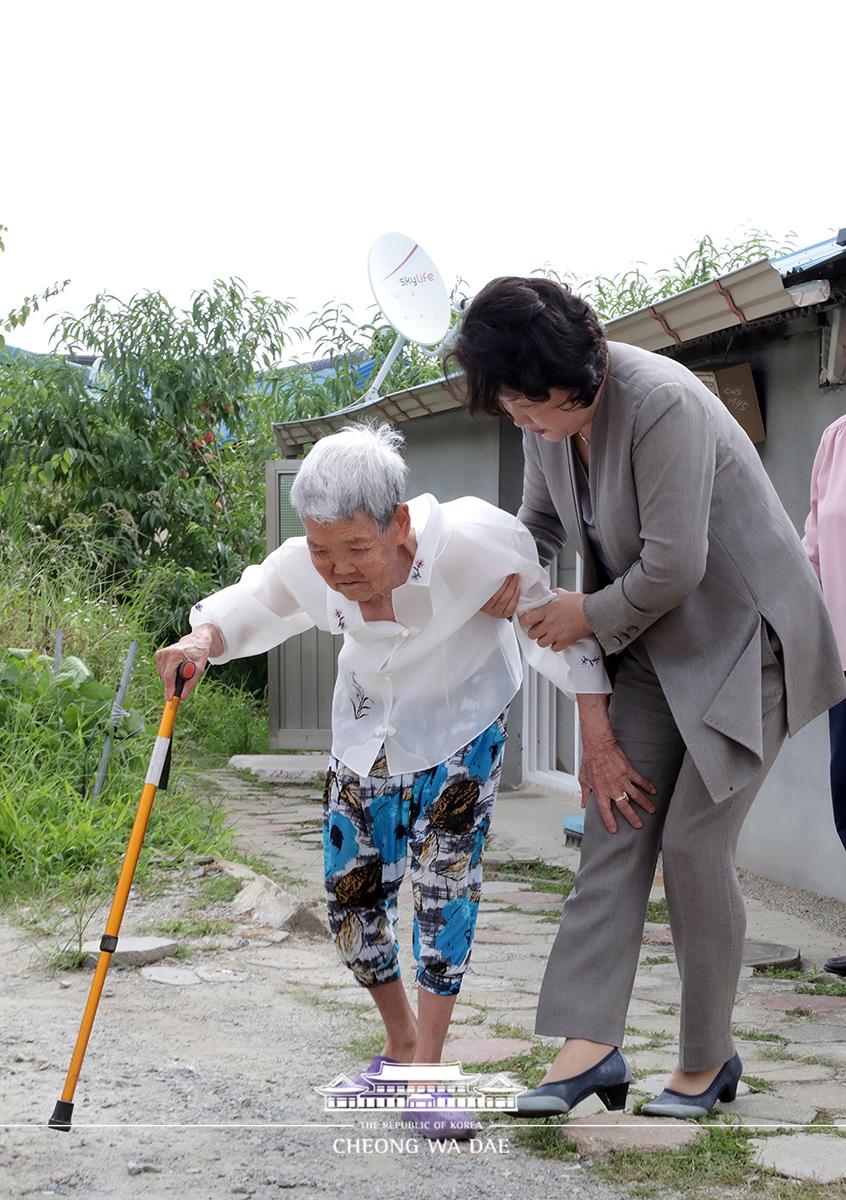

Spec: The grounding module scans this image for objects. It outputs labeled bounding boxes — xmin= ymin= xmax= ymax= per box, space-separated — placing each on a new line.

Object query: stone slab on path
xmin=482 ymin=882 xmax=535 ymax=895
xmin=759 ymin=993 xmax=846 ymax=1015
xmin=82 ymin=936 xmax=177 ymax=968
xmin=756 ymin=1063 xmax=836 ymax=1083
xmin=504 ymin=890 xmax=565 ymax=912
xmin=622 ymin=1016 xmax=679 ymax=1039
xmin=140 ymin=965 xmax=203 ymax=986
xmin=473 ymin=929 xmax=549 ymax=946
xmin=789 ymin=1080 xmax=846 ymax=1113
xmin=778 ymin=1023 xmax=846 ymax=1045
xmin=449 ymin=1004 xmax=488 ymax=1026
xmin=642 ymin=925 xmax=674 ymax=946
xmin=624 ymin=1050 xmax=679 ymax=1074
xmin=637 ymin=930 xmax=802 ymax=972
xmin=325 ymin=986 xmax=376 ymax=1007
xmin=786 ymin=1041 xmax=846 ymax=1065
xmin=460 ymin=971 xmax=517 ymax=991
xmin=622 ymin=1035 xmax=657 ymax=1050
xmin=194 ymin=967 xmax=248 ymax=984
xmin=561 ymin=1112 xmax=704 ymax=1154
xmin=442 ymin=1035 xmax=533 ymax=1063
xmin=720 ymin=1093 xmax=819 ymax=1125
xmin=228 ymin=753 xmax=327 ymax=784
xmin=750 ymin=1134 xmax=846 ymax=1182
xmin=230 ymin=875 xmax=329 ymax=937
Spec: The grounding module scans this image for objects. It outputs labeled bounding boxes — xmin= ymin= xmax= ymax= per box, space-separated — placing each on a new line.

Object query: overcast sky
xmin=3 ymin=1 xmax=844 ymax=354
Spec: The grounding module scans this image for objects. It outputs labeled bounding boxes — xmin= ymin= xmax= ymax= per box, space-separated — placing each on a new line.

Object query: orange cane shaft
xmin=56 ymin=693 xmax=183 ymax=1108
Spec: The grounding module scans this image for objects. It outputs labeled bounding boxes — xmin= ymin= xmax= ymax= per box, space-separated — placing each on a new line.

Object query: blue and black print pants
xmin=322 ymin=709 xmax=508 ymax=997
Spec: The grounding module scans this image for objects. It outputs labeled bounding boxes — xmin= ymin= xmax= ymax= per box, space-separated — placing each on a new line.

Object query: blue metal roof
xmin=771 ymin=233 xmax=846 ymax=279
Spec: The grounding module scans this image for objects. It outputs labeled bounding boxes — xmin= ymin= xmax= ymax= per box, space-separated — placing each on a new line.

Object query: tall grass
xmin=0 ymin=532 xmax=269 ymax=902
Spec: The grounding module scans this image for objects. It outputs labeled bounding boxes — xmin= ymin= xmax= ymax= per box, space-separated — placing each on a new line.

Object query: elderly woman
xmin=155 ymin=422 xmax=612 ymax=1137
xmin=447 ymin=276 xmax=846 ymax=1119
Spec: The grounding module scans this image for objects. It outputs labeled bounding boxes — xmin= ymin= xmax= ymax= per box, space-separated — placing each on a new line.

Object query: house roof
xmin=314 ymin=1073 xmax=367 ymax=1095
xmin=266 ymin=228 xmax=843 ymax=457
xmin=364 ymin=1061 xmax=480 ymax=1083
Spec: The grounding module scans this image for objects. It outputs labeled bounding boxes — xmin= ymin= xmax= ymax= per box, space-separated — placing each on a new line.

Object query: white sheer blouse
xmin=187 ymin=493 xmax=610 ymax=776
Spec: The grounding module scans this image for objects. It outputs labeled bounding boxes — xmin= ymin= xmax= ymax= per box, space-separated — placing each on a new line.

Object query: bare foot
xmin=383 ymin=1035 xmax=417 ymax=1063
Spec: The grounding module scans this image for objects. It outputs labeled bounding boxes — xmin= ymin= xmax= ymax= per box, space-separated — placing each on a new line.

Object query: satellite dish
xmin=367 ymin=233 xmax=451 ymax=346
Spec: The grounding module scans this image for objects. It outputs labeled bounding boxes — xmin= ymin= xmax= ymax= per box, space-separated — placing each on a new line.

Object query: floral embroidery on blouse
xmin=194 ymin=601 xmax=203 ymax=611
xmin=349 ymin=671 xmax=372 ymax=720
xmin=580 ymin=654 xmax=600 ymax=668
xmin=411 ymin=558 xmax=425 ymax=581
xmin=334 ymin=609 xmax=346 ymax=630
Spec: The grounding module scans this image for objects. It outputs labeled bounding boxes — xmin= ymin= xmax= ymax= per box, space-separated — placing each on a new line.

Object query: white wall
xmin=738 ymin=713 xmax=845 ymax=901
xmin=726 ymin=319 xmax=846 ymax=901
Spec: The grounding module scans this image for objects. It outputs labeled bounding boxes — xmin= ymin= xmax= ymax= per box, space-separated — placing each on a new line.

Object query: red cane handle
xmin=174 ymin=659 xmax=197 ymax=698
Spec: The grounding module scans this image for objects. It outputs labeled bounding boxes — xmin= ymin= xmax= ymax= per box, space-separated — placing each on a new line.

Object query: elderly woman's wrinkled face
xmin=304 ymin=506 xmax=411 ymax=602
xmin=498 ymin=387 xmax=596 ymax=442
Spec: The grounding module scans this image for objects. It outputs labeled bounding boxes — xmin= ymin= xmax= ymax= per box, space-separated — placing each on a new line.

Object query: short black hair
xmin=444 ymin=276 xmax=607 ymax=416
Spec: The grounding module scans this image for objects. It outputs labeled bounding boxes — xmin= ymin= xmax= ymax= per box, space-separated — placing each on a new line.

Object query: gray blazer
xmin=517 ymin=340 xmax=846 ymax=803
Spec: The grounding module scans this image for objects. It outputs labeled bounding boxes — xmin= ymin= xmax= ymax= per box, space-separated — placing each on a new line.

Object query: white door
xmin=522 ymin=554 xmax=582 ymax=794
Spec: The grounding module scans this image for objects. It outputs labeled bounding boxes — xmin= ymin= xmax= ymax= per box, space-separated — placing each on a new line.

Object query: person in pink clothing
xmin=803 ymin=413 xmax=846 ymax=977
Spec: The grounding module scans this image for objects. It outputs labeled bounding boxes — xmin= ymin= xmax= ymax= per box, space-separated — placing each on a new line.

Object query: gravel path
xmin=738 ymin=866 xmax=846 ymax=943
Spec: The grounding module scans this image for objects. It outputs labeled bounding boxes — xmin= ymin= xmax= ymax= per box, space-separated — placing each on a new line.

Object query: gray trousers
xmin=533 ymin=623 xmax=788 ymax=1071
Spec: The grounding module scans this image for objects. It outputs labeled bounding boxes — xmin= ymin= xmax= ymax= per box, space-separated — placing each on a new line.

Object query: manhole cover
xmin=743 ymin=940 xmax=801 ymax=971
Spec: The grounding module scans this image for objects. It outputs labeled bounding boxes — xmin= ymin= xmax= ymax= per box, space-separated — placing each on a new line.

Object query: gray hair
xmin=289 ymin=422 xmax=409 ymax=532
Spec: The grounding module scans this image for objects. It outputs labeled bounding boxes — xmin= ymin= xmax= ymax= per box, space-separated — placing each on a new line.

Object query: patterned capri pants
xmin=322 ymin=709 xmax=509 ymax=997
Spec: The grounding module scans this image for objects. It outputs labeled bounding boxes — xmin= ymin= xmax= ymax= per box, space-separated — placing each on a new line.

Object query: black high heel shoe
xmin=516 ymin=1048 xmax=631 ymax=1117
xmin=641 ymin=1053 xmax=742 ymax=1119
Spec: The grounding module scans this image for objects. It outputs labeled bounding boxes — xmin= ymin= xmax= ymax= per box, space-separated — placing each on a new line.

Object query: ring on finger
xmin=613 ymin=791 xmax=630 ymax=804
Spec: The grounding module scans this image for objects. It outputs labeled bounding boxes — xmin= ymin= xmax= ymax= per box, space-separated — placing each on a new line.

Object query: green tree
xmin=534 ymin=229 xmax=796 ymax=320
xmin=0 ymin=223 xmax=70 ymax=352
xmin=1 ymin=279 xmax=299 ymax=666
xmin=272 ymin=286 xmax=465 ymax=421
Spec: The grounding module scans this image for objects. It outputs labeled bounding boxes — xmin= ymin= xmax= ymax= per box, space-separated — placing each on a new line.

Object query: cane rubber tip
xmin=48 ymin=1099 xmax=74 ymax=1131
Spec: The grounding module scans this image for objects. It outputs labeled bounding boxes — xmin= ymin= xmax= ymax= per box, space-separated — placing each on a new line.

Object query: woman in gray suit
xmin=446 ymin=276 xmax=846 ymax=1119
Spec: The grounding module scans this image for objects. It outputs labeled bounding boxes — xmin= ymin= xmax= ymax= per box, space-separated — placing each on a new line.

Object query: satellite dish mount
xmin=359 ymin=232 xmax=461 ymax=407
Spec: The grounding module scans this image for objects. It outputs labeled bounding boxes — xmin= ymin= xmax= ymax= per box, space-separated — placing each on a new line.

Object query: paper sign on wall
xmin=695 ymin=363 xmax=765 ymax=444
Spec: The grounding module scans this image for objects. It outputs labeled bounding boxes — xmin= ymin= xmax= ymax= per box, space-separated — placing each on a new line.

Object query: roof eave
xmin=272 ymin=235 xmax=846 ymax=455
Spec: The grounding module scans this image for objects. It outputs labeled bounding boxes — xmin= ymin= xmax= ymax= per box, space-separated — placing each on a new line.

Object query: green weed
xmin=489 ymin=859 xmax=576 ymax=897
xmin=190 ymin=875 xmax=242 ymax=907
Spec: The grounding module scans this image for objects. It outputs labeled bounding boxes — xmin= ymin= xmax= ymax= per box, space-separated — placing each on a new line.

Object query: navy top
xmin=572 ymin=445 xmax=615 ymax=581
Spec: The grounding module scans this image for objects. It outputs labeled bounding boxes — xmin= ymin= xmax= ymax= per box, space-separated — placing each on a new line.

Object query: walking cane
xmin=49 ymin=658 xmax=197 ymax=1131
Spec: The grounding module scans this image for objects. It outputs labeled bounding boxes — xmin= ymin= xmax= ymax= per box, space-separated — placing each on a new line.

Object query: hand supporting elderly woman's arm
xmin=476 ymin=513 xmax=656 ymax=830
xmin=519 ymin=383 xmax=717 ymax=654
xmin=518 ymin=587 xmax=592 ymax=649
